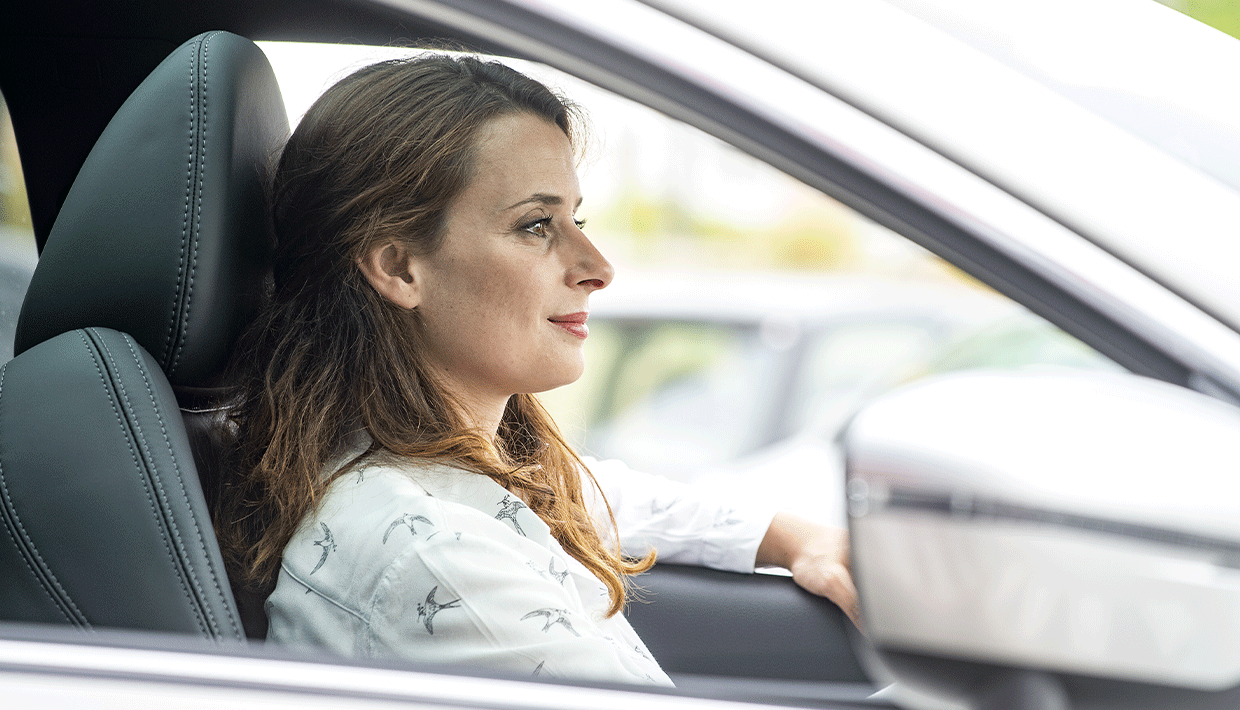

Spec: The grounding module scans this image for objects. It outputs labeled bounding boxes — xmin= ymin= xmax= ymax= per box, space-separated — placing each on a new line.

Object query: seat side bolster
xmin=0 ymin=329 xmax=244 ymax=639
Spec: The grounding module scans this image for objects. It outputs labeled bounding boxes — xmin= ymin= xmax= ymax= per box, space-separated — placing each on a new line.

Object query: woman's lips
xmin=549 ymin=312 xmax=589 ymax=339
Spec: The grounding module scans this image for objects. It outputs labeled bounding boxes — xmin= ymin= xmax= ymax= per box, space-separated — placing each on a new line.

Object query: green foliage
xmin=1156 ymin=0 xmax=1240 ymax=39
xmin=0 ymin=94 xmax=32 ymax=230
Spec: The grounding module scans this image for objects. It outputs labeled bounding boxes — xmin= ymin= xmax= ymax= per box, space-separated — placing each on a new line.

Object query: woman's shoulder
xmin=307 ymin=457 xmax=485 ymax=544
xmin=282 ymin=456 xmax=549 ymax=581
xmin=277 ymin=460 xmax=442 ymax=587
xmin=326 ymin=456 xmax=520 ymax=517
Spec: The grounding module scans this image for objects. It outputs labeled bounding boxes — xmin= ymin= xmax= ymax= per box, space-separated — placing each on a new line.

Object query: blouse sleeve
xmin=581 ymin=457 xmax=777 ymax=573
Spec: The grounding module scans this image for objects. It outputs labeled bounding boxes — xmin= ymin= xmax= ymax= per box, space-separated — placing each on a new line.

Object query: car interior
xmin=0 ymin=6 xmax=870 ymax=702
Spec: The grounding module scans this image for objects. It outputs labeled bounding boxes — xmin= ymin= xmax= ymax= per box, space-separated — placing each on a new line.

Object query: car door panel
xmin=626 ymin=563 xmax=868 ymax=683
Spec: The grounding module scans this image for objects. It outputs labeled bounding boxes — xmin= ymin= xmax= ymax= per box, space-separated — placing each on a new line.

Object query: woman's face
xmin=411 ymin=112 xmax=613 ymax=412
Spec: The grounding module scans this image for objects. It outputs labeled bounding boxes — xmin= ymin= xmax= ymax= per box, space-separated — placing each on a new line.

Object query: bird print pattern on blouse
xmin=425 ymin=530 xmax=463 ymax=543
xmin=417 ymin=585 xmax=461 ymax=635
xmin=650 ymin=496 xmax=678 ymax=515
xmin=310 ymin=522 xmax=336 ymax=574
xmin=495 ymin=494 xmax=528 ymax=536
xmin=525 ymin=556 xmax=569 ymax=586
xmin=714 ymin=507 xmax=743 ymax=527
xmin=383 ymin=513 xmax=434 ymax=543
xmin=521 ymin=608 xmax=580 ymax=636
xmin=546 ymin=556 xmax=568 ymax=585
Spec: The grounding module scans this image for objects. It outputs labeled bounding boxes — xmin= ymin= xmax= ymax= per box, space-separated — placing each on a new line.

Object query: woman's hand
xmin=756 ymin=512 xmax=862 ymax=630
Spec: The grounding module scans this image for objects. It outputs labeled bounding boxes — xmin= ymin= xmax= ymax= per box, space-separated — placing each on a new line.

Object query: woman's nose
xmin=568 ymin=227 xmax=613 ymax=291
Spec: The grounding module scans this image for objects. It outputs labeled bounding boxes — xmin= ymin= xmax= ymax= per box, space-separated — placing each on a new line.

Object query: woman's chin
xmin=523 ymin=364 xmax=586 ymax=395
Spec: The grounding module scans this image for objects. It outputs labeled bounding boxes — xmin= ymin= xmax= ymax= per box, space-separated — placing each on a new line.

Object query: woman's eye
xmin=522 ymin=217 xmax=552 ymax=237
xmin=573 ymin=217 xmax=587 ymax=230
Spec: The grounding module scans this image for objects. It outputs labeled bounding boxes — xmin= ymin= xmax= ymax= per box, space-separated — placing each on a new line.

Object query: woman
xmin=217 ymin=53 xmax=857 ymax=686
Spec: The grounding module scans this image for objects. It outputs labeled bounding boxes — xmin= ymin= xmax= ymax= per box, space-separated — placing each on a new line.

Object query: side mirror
xmin=844 ymin=370 xmax=1240 ymax=710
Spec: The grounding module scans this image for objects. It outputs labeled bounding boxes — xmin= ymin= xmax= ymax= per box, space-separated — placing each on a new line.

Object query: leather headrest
xmin=15 ymin=31 xmax=288 ymax=386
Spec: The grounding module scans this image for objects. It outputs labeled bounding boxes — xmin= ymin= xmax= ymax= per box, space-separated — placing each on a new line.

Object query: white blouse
xmin=266 ymin=452 xmax=776 ymax=686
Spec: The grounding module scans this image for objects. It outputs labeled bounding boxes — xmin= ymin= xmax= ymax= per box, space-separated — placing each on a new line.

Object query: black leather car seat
xmin=0 ymin=31 xmax=287 ymax=640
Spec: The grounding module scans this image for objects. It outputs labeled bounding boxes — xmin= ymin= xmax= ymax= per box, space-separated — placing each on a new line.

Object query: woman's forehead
xmin=464 ymin=114 xmax=581 ymax=213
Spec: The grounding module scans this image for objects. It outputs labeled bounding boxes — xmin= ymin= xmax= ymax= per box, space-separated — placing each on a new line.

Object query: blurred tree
xmin=764 ymin=198 xmax=858 ymax=271
xmin=595 ymin=186 xmax=859 ymax=271
xmin=0 ymin=94 xmax=33 ymax=230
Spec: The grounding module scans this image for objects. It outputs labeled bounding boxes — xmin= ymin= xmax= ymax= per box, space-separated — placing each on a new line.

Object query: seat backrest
xmin=0 ymin=31 xmax=288 ymax=640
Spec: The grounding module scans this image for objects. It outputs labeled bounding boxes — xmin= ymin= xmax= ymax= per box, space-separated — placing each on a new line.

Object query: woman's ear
xmin=358 ymin=241 xmax=420 ymax=309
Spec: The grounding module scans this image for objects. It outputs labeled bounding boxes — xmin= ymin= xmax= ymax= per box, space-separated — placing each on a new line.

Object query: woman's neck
xmin=457 ymin=397 xmax=506 ymax=442
xmin=430 ymin=368 xmax=507 ymax=440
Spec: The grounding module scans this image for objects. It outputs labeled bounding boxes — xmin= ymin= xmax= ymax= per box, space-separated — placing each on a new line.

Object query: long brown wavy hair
xmin=215 ymin=54 xmax=652 ymax=617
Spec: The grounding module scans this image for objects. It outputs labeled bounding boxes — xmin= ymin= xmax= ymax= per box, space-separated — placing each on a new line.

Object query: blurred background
xmin=0 ymin=0 xmax=1233 ymax=522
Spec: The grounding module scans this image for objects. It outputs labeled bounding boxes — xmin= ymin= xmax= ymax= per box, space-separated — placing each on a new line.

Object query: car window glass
xmin=577 ymin=321 xmax=777 ymax=479
xmin=926 ymin=311 xmax=1123 ymax=375
xmin=260 ymin=41 xmax=1118 ymax=509
xmin=780 ymin=321 xmax=940 ymax=440
xmin=0 ymin=92 xmax=37 ymax=364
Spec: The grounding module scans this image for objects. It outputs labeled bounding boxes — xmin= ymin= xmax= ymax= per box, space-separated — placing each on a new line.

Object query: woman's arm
xmin=582 ymin=457 xmax=776 ymax=572
xmin=756 ymin=512 xmax=861 ymax=629
xmin=582 ymin=459 xmax=861 ymax=627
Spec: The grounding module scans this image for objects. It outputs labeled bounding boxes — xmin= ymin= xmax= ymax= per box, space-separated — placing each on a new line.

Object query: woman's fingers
xmin=791 ymin=553 xmax=863 ymax=631
xmin=758 ymin=512 xmax=863 ymax=630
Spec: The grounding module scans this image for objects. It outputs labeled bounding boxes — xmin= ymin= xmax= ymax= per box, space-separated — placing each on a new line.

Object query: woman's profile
xmin=215 ymin=53 xmax=857 ymax=686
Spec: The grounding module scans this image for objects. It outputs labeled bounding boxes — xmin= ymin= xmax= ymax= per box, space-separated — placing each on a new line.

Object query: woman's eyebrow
xmin=505 ymin=194 xmax=584 ymax=211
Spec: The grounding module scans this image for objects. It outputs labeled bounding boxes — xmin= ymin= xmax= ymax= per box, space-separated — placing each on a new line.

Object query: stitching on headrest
xmin=168 ymin=39 xmax=199 ymax=374
xmin=173 ymin=33 xmax=212 ymax=377
xmin=167 ymin=32 xmax=219 ymax=378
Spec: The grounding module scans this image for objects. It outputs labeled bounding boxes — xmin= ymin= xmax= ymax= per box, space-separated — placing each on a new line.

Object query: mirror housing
xmin=844 ymin=370 xmax=1240 ymax=709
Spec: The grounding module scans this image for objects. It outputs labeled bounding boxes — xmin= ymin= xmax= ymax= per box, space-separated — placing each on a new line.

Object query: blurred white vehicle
xmin=573 ymin=271 xmax=1115 ymax=523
